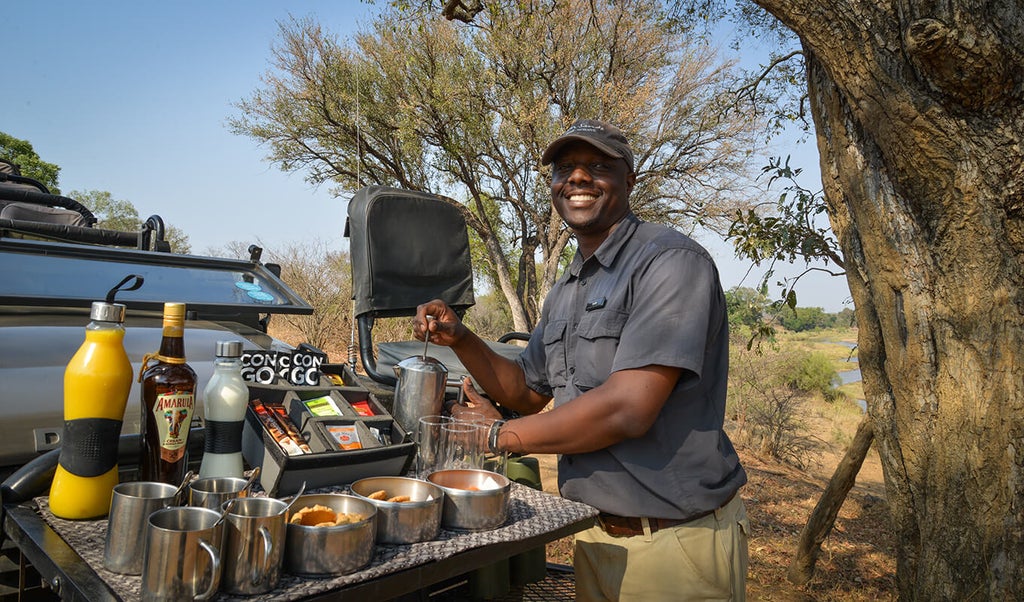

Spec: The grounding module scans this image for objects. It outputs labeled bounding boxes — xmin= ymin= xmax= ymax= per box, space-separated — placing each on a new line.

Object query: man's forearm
xmin=449 ymin=327 xmax=547 ymax=414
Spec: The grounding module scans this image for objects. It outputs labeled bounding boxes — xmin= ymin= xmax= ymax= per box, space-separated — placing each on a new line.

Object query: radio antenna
xmin=348 ymin=59 xmax=362 ymax=372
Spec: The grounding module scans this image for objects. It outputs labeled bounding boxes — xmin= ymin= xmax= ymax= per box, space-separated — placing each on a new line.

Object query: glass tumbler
xmin=440 ymin=421 xmax=485 ymax=471
xmin=415 ymin=415 xmax=453 ymax=478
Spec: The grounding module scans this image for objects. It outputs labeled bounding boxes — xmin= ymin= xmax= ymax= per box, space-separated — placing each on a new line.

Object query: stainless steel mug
xmin=142 ymin=506 xmax=224 ymax=601
xmin=221 ymin=496 xmax=287 ymax=595
xmin=104 ymin=481 xmax=179 ymax=575
xmin=188 ymin=476 xmax=247 ymax=510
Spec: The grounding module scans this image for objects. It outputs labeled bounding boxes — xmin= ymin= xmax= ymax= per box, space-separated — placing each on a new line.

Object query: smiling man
xmin=415 ymin=119 xmax=748 ymax=601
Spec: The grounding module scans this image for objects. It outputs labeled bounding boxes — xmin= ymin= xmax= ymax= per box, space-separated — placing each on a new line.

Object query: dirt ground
xmin=535 ymin=420 xmax=897 ymax=601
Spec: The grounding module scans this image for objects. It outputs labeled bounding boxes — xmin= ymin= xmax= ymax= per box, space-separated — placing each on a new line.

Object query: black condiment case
xmin=240 ymin=364 xmax=414 ymax=495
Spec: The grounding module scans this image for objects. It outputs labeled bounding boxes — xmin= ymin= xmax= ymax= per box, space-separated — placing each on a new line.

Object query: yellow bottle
xmin=49 ymin=300 xmax=133 ymax=519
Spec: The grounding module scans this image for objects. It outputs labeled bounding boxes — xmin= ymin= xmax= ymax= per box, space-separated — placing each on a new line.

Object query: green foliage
xmin=729 ymin=156 xmax=843 ymax=270
xmin=73 ymin=190 xmax=138 ymax=231
xmin=0 ymin=131 xmax=61 ymax=193
xmin=779 ymin=350 xmax=839 ymax=398
xmin=726 ymin=156 xmax=849 ymax=347
xmin=728 ymin=332 xmax=854 ymax=467
xmin=778 ymin=305 xmax=835 ymax=332
xmin=836 ymin=307 xmax=857 ymax=328
xmin=69 ymin=189 xmax=192 ymax=254
xmin=0 ymin=134 xmax=193 ymax=254
xmin=725 ymin=286 xmax=768 ymax=328
xmin=464 ymin=291 xmax=517 ymax=342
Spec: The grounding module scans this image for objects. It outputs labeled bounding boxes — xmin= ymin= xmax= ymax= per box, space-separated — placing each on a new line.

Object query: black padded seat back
xmin=347 ymin=186 xmax=494 ymax=385
xmin=347 ymin=186 xmax=475 ymax=320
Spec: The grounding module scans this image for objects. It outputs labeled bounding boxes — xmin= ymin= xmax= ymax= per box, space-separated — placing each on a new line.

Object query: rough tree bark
xmin=755 ymin=0 xmax=1024 ymax=598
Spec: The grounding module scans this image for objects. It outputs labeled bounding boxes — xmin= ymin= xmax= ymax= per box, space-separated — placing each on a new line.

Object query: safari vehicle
xmin=0 ymin=165 xmax=316 ymax=598
xmin=0 ymin=166 xmax=314 ymax=482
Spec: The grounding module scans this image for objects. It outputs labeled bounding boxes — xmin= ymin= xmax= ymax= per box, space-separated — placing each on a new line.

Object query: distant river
xmin=831 ymin=341 xmax=867 ymax=412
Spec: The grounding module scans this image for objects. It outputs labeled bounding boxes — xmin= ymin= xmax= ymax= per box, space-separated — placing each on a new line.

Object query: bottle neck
xmin=159 ymin=334 xmax=186 ymax=360
xmin=87 ymin=319 xmax=124 ymax=333
xmin=159 ymin=311 xmax=186 ymax=360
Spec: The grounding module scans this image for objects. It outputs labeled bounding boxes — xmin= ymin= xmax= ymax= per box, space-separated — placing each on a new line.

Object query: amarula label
xmin=152 ymin=391 xmax=194 ymax=462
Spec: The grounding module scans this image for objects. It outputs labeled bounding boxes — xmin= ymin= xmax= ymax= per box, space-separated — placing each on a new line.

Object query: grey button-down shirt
xmin=517 ymin=213 xmax=745 ymax=518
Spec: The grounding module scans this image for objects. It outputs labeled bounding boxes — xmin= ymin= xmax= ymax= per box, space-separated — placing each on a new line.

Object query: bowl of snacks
xmin=351 ymin=476 xmax=444 ymax=544
xmin=426 ymin=469 xmax=511 ymax=532
xmin=284 ymin=493 xmax=376 ymax=576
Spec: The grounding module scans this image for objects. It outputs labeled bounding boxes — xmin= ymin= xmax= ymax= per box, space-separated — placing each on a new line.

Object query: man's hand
xmin=450 ymin=378 xmax=503 ymax=423
xmin=415 ymin=299 xmax=548 ymax=420
xmin=414 ymin=299 xmax=466 ymax=347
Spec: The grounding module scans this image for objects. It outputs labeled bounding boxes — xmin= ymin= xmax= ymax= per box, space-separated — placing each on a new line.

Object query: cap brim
xmin=541 ymin=135 xmax=625 ymax=166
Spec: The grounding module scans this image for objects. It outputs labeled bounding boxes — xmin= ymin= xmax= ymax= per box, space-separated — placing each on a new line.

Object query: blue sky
xmin=4 ymin=1 xmax=850 ymax=312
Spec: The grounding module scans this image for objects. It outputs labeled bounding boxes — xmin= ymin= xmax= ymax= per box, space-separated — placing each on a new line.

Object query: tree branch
xmin=788 ymin=415 xmax=875 ymax=585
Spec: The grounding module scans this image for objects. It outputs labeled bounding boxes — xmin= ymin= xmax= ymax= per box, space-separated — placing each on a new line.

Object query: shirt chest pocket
xmin=574 ymin=309 xmax=628 ymax=390
xmin=542 ymin=319 xmax=569 ymax=388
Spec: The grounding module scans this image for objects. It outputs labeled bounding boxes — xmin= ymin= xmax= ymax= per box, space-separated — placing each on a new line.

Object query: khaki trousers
xmin=574 ymin=495 xmax=749 ymax=601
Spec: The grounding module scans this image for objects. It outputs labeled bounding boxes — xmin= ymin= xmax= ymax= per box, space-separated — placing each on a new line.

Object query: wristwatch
xmin=488 ymin=419 xmax=507 ymax=454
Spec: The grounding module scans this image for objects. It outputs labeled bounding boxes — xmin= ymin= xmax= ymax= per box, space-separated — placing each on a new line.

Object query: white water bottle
xmin=199 ymin=340 xmax=249 ymax=478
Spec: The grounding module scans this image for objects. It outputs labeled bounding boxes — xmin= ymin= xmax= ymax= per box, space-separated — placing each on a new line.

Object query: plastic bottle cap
xmin=90 ymin=301 xmax=126 ymax=323
xmin=216 ymin=340 xmax=244 ymax=358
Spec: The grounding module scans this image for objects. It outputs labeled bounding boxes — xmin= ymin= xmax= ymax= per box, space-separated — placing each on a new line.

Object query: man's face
xmin=550 ymin=141 xmax=635 ymax=239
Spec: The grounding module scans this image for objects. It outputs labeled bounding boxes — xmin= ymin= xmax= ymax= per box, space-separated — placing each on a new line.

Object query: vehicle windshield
xmin=0 ymin=239 xmax=311 ymax=316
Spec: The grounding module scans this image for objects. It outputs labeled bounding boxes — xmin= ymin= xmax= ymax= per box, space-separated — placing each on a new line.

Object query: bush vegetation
xmin=728 ymin=325 xmax=859 ymax=469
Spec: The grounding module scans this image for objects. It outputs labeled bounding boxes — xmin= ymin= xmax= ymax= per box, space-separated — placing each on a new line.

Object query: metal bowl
xmin=283 ymin=494 xmax=376 ymax=576
xmin=426 ymin=469 xmax=511 ymax=532
xmin=351 ymin=476 xmax=444 ymax=544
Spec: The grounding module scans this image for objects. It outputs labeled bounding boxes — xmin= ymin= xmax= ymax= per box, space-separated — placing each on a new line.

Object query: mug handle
xmin=251 ymin=525 xmax=274 ymax=586
xmin=194 ymin=538 xmax=221 ymax=601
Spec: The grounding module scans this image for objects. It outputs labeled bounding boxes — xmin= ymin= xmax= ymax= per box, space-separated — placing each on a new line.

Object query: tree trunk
xmin=756 ymin=1 xmax=1024 ymax=598
xmin=480 ymin=225 xmax=531 ymax=333
xmin=788 ymin=415 xmax=875 ymax=585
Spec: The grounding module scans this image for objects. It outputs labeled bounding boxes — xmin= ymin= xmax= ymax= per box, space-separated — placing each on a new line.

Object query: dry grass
xmin=739 ymin=447 xmax=896 ymax=601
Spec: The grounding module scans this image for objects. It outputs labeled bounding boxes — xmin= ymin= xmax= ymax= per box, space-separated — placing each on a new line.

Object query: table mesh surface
xmin=35 ymin=483 xmax=595 ymax=601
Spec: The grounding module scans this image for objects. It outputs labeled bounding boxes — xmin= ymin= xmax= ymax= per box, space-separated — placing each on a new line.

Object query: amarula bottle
xmin=49 ymin=300 xmax=133 ymax=519
xmin=139 ymin=302 xmax=197 ymax=484
xmin=198 ymin=340 xmax=249 ymax=478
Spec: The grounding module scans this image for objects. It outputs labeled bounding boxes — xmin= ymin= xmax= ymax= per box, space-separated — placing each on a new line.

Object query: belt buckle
xmin=598 ymin=514 xmax=645 ymax=538
xmin=597 ymin=514 xmax=628 ymax=537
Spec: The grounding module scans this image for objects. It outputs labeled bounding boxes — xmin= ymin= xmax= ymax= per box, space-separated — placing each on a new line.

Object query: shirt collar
xmin=567 ymin=212 xmax=640 ymax=277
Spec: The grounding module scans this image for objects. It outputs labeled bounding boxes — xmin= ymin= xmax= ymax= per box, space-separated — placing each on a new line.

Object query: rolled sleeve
xmin=611 ymin=248 xmax=718 ymax=380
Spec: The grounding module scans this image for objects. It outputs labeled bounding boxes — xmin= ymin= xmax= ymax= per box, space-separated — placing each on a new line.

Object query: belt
xmin=597 ymin=492 xmax=737 ymax=538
